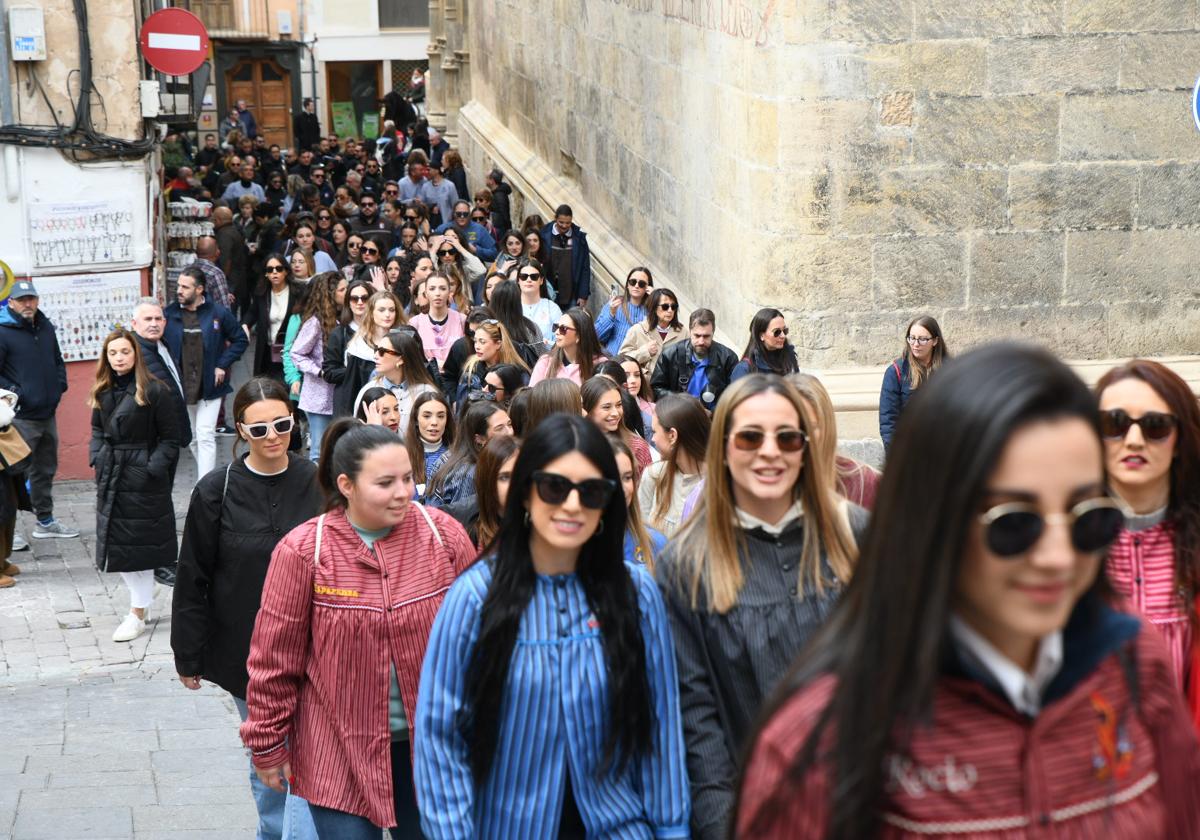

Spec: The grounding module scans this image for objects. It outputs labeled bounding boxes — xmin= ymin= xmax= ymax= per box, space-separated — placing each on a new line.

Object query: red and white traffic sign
xmin=138 ymin=8 xmax=209 ymax=76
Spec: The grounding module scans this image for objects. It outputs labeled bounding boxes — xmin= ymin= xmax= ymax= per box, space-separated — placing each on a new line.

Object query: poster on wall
xmin=331 ymin=102 xmax=358 ymax=139
xmin=361 ymin=113 xmax=380 ymax=139
xmin=28 ymin=200 xmax=136 ymax=270
xmin=35 ymin=270 xmax=142 ymax=362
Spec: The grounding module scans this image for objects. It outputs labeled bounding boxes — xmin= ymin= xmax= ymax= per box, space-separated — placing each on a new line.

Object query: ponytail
xmin=316 ymin=418 xmax=402 ymax=511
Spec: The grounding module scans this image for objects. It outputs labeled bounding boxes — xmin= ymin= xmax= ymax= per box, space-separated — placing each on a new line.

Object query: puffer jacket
xmin=0 ymin=306 xmax=66 ymax=420
xmin=90 ymin=378 xmax=182 ymax=573
xmin=171 ymin=453 xmax=322 ymax=698
xmin=879 ymin=356 xmax=913 ymax=452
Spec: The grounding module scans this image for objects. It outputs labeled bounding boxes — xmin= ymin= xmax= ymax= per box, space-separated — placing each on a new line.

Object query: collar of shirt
xmin=948 ymin=614 xmax=1062 ymax=716
xmin=735 ymin=500 xmax=804 ymax=536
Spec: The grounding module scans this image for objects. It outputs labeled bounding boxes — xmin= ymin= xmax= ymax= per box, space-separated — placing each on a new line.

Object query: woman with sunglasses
xmin=90 ymin=329 xmax=182 ymax=641
xmin=457 ymin=319 xmax=530 ymax=404
xmin=639 ymin=393 xmax=709 ymax=537
xmin=314 ymin=209 xmax=336 ymax=245
xmin=482 ymin=363 xmax=526 ymax=411
xmin=609 ymin=433 xmax=667 ymax=570
xmin=336 ymin=290 xmax=402 ymax=413
xmin=426 ymin=400 xmax=513 ymax=518
xmin=414 ymin=414 xmax=689 ymax=837
xmin=731 ymin=308 xmax=799 ymax=382
xmin=174 ymin=378 xmax=322 ymax=840
xmin=323 ymin=278 xmax=377 ymax=417
xmin=583 ymin=374 xmax=652 ymax=474
xmin=291 ymin=273 xmax=346 ymax=461
xmin=530 ymin=308 xmax=606 ymax=387
xmin=879 ymin=314 xmax=948 ymax=452
xmin=490 ymin=277 xmax=547 ymax=367
xmin=596 ymin=267 xmax=654 ymax=358
xmin=243 ymin=255 xmax=303 ymax=381
xmin=516 ymin=258 xmax=562 ymax=343
xmin=432 ymin=230 xmax=486 ymax=300
xmin=406 ymin=391 xmax=456 ymax=501
xmin=240 ymin=419 xmax=476 ymax=839
xmin=619 ymin=288 xmax=684 ymax=381
xmin=736 ymin=345 xmax=1200 ymax=840
xmin=340 ymin=235 xmax=365 ymax=279
xmin=1097 ymin=360 xmax=1200 ymax=696
xmin=474 ymin=435 xmax=521 ymax=549
xmin=355 ymin=328 xmax=441 ymax=435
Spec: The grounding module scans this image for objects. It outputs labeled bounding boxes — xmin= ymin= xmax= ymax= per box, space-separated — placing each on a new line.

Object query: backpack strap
xmin=413 ymin=502 xmax=444 ymax=548
xmin=313 ymin=513 xmax=327 ymax=569
xmin=892 ymin=360 xmax=902 ymax=382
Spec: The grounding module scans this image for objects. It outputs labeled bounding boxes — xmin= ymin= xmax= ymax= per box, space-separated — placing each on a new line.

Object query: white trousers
xmin=187 ymin=398 xmax=222 ymax=481
xmin=120 ymin=570 xmax=155 ymax=609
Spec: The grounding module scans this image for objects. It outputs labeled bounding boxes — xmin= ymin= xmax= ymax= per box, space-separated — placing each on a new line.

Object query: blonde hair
xmin=787 ymin=373 xmax=879 ymax=503
xmin=668 ymin=375 xmax=857 ymax=614
xmin=462 ymin=320 xmax=529 ymax=380
xmin=89 ymin=329 xmax=155 ymax=409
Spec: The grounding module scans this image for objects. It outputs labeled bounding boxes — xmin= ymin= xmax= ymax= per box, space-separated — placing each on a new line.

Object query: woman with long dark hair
xmin=490 ymin=277 xmax=547 ymax=366
xmin=239 ymin=419 xmax=475 ymax=838
xmin=879 ymin=314 xmax=948 ymax=451
xmin=1097 ymin=360 xmax=1200 ymax=699
xmin=619 ymin=287 xmax=684 ymax=381
xmin=243 ymin=255 xmax=303 ymax=380
xmin=657 ymin=374 xmax=863 ymax=839
xmin=322 ymin=278 xmax=376 ymax=417
xmin=355 ymin=328 xmax=441 ymax=433
xmin=529 ymin=308 xmax=606 ymax=386
xmin=173 ymin=377 xmax=321 ymax=838
xmin=356 ymin=386 xmax=402 ymax=434
xmin=90 ymin=329 xmax=181 ymax=642
xmin=640 ymin=393 xmax=709 ymax=536
xmin=473 ymin=434 xmax=521 ymax=550
xmin=736 ymin=345 xmax=1200 ymax=839
xmin=290 ymin=272 xmax=347 ymax=461
xmin=582 ymin=375 xmax=652 ymax=474
xmin=414 ymin=414 xmax=689 ymax=837
xmin=406 ymin=390 xmax=455 ymax=499
xmin=619 ymin=353 xmax=656 ymax=437
xmin=425 ymin=399 xmax=512 ymax=515
xmin=482 ymin=363 xmax=525 ymax=410
xmin=595 ymin=266 xmax=654 ymax=358
xmin=731 ymin=308 xmax=799 ymax=381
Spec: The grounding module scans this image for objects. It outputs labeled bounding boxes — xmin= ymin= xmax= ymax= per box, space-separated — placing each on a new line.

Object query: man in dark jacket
xmin=163 ymin=268 xmax=248 ymax=483
xmin=293 ymin=98 xmax=321 ymax=152
xmin=651 ymin=308 xmax=738 ymax=412
xmin=540 ymin=205 xmax=592 ymax=308
xmin=486 ymin=169 xmax=512 ymax=233
xmin=0 ymin=281 xmax=76 ymax=541
xmin=212 ymin=207 xmax=250 ymax=316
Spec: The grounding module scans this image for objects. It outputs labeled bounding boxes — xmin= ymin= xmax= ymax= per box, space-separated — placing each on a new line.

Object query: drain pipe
xmin=0 ymin=0 xmax=21 ymax=202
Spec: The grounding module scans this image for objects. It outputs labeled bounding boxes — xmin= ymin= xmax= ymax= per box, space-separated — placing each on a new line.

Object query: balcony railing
xmin=173 ymin=0 xmax=270 ymax=40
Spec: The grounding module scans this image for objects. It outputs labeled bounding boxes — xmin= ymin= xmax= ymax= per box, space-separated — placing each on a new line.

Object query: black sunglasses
xmin=349 ymin=293 xmax=371 ymax=303
xmin=239 ymin=416 xmax=295 ymax=439
xmin=627 ymin=278 xmax=651 ymax=289
xmin=519 ymin=271 xmax=540 ymax=280
xmin=730 ymin=428 xmax=807 ymax=453
xmin=978 ymin=497 xmax=1125 ymax=558
xmin=361 ymin=246 xmax=380 ymax=255
xmin=1099 ymin=409 xmax=1177 ymax=442
xmin=531 ymin=471 xmax=617 ymax=510
xmin=770 ymin=327 xmax=790 ymax=338
xmin=438 ymin=248 xmax=456 ymax=257
xmin=658 ymin=302 xmax=677 ymax=311
xmin=453 ymin=211 xmax=470 ymax=218
xmin=553 ymin=323 xmax=576 ymax=335
xmin=266 ymin=265 xmax=287 ymax=273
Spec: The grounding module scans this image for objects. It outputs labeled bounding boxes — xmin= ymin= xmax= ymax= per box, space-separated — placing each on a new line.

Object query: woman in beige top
xmin=618 ymin=288 xmax=685 ymax=380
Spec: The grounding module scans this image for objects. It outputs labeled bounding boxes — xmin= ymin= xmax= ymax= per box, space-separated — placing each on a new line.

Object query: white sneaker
xmin=112 ymin=611 xmax=148 ymax=642
xmin=11 ymin=533 xmax=28 ymax=551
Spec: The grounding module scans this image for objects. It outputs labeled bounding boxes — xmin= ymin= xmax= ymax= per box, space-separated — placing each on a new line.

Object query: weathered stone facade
xmin=446 ymin=0 xmax=1200 ymax=365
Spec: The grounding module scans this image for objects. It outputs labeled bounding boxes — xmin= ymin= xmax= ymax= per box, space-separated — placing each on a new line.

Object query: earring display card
xmin=32 ymin=271 xmax=142 ymax=362
xmin=28 ymin=200 xmax=136 ymax=270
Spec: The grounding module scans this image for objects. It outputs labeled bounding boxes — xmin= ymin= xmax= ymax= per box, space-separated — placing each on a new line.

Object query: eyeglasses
xmin=627 ymin=278 xmax=651 ymax=289
xmin=729 ymin=428 xmax=808 ymax=453
xmin=361 ymin=246 xmax=380 ymax=255
xmin=453 ymin=211 xmax=470 ymax=218
xmin=519 ymin=271 xmax=540 ymax=280
xmin=239 ymin=416 xmax=295 ymax=439
xmin=373 ymin=346 xmax=401 ymax=357
xmin=768 ymin=327 xmax=789 ymax=339
xmin=361 ymin=202 xmax=377 ymax=209
xmin=978 ymin=497 xmax=1125 ymax=558
xmin=349 ymin=293 xmax=371 ymax=303
xmin=531 ymin=471 xmax=617 ymax=510
xmin=658 ymin=302 xmax=677 ymax=311
xmin=438 ymin=249 xmax=456 ymax=257
xmin=317 ymin=214 xmax=331 ymax=221
xmin=907 ymin=335 xmax=934 ymax=346
xmin=266 ymin=265 xmax=286 ymax=273
xmin=348 ymin=241 xmax=362 ymax=250
xmin=1099 ymin=409 xmax=1178 ymax=442
xmin=553 ymin=323 xmax=576 ymax=335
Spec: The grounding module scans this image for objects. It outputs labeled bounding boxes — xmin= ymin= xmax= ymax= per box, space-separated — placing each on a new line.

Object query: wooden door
xmin=226 ymin=58 xmax=291 ymax=149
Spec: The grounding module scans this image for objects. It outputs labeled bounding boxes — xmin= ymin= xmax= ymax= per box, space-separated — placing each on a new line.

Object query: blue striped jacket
xmin=595 ymin=302 xmax=648 ymax=359
xmin=414 ymin=559 xmax=691 ymax=839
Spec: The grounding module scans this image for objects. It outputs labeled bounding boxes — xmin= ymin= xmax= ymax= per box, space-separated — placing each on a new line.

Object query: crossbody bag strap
xmin=313 ymin=513 xmax=327 ymax=569
xmin=413 ymin=502 xmax=444 ymax=548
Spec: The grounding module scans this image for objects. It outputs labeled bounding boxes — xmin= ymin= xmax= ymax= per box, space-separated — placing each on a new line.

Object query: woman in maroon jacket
xmin=737 ymin=344 xmax=1200 ymax=839
xmin=239 ymin=419 xmax=475 ymax=837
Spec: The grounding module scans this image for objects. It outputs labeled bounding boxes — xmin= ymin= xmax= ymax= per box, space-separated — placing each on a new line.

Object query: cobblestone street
xmin=0 ymin=445 xmax=258 ymax=838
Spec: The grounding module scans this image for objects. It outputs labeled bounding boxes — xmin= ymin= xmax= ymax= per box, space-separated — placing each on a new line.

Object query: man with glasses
xmin=434 ymin=199 xmax=498 ymax=263
xmin=651 ymin=309 xmax=738 ymax=411
xmin=351 ymin=191 xmax=389 ymax=234
xmin=163 ymin=268 xmax=248 ymax=483
xmin=540 ymin=204 xmax=592 ymax=309
xmin=310 ymin=166 xmax=334 ymax=205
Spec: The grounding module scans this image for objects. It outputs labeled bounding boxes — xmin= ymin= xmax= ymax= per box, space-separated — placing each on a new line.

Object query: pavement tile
xmin=47 ymin=770 xmax=154 ymax=789
xmin=19 ymin=785 xmax=156 ymax=808
xmin=132 ymin=802 xmax=257 ymax=832
xmin=13 ymin=805 xmax=132 ymax=838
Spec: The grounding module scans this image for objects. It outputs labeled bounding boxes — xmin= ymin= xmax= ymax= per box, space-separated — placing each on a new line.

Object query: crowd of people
xmin=2 ymin=115 xmax=1200 ymax=838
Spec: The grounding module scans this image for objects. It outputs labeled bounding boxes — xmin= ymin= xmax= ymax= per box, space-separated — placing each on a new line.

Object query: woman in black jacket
xmin=171 ymin=377 xmax=321 ymax=836
xmin=242 ymin=255 xmax=302 ymax=380
xmin=89 ymin=329 xmax=182 ymax=643
xmin=321 ymin=278 xmax=376 ymax=417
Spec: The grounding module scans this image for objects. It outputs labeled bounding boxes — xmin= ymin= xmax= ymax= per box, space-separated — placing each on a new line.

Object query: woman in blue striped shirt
xmin=594 ymin=266 xmax=653 ymax=358
xmin=414 ymin=414 xmax=690 ymax=838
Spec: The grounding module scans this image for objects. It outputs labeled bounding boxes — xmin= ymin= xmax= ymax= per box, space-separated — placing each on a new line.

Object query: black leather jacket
xmin=650 ymin=340 xmax=738 ymax=410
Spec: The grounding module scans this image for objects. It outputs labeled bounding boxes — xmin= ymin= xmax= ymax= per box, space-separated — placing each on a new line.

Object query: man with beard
xmin=350 ymin=191 xmax=390 ymax=234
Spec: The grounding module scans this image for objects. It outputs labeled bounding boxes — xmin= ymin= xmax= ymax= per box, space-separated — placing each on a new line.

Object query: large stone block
xmin=1061 ymin=91 xmax=1199 ymax=160
xmin=969 ymin=232 xmax=1065 ymax=307
xmin=1120 ymin=32 xmax=1200 ymax=91
xmin=915 ymin=0 xmax=1062 ymax=39
xmin=1065 ymin=0 xmax=1195 ymax=33
xmin=940 ymin=304 xmax=1109 ymax=359
xmin=780 ymin=99 xmax=911 ymax=171
xmin=759 ymin=235 xmax=873 ymax=314
xmin=1065 ymin=229 xmax=1200 ymax=304
xmin=987 ymin=37 xmax=1121 ymax=95
xmin=861 ymin=40 xmax=988 ymax=97
xmin=914 ymin=95 xmax=1059 ymax=165
xmin=821 ymin=0 xmax=916 ymax=43
xmin=1105 ymin=300 xmax=1200 ymax=356
xmin=872 ymin=235 xmax=967 ymax=309
xmin=1008 ymin=163 xmax=1137 ymax=230
xmin=835 ymin=167 xmax=1008 ymax=235
xmin=1138 ymin=162 xmax=1200 ymax=227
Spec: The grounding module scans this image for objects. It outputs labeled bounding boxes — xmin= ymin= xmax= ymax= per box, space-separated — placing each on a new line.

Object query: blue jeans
xmin=310 ymin=739 xmax=423 ymax=839
xmin=234 ymin=696 xmax=319 ymax=840
xmin=306 ymin=412 xmax=332 ymax=463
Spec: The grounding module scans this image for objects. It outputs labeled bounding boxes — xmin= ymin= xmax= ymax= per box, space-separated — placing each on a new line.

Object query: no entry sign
xmin=138 ymin=8 xmax=209 ymax=76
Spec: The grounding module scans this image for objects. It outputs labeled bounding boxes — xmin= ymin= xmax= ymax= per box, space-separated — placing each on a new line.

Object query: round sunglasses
xmin=531 ymin=471 xmax=616 ymax=510
xmin=978 ymin=497 xmax=1125 ymax=558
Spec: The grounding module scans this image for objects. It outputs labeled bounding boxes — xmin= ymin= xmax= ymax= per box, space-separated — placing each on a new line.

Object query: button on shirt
xmin=949 ymin=614 xmax=1063 ymax=717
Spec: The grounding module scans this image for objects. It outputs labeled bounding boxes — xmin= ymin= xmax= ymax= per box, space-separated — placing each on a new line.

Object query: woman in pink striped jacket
xmin=239 ymin=419 xmax=476 ymax=838
xmin=1097 ymin=360 xmax=1200 ymax=703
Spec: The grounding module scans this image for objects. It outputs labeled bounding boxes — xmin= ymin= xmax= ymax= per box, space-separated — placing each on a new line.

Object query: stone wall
xmin=451 ymin=0 xmax=1200 ymax=366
